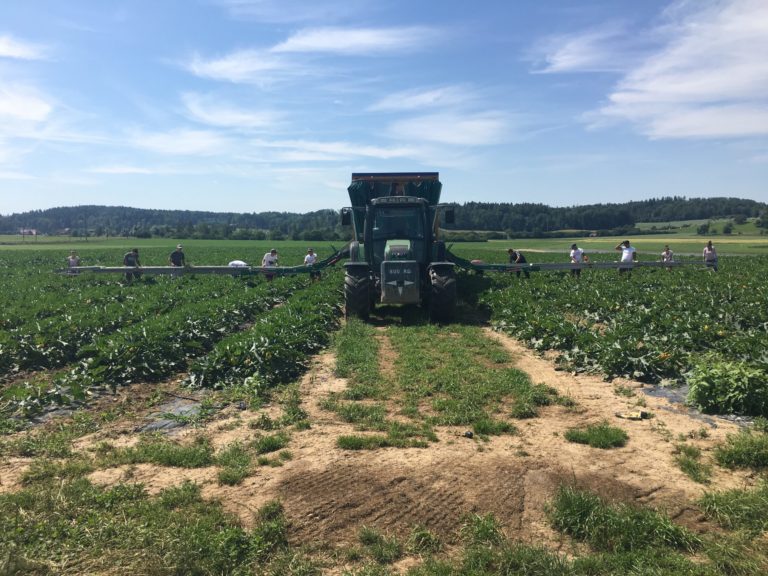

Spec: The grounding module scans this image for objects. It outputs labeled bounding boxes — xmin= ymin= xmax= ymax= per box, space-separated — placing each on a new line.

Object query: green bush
xmin=687 ymin=356 xmax=768 ymax=416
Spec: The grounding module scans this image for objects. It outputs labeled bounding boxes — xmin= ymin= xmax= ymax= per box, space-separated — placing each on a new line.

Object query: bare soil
xmin=1 ymin=330 xmax=755 ymax=565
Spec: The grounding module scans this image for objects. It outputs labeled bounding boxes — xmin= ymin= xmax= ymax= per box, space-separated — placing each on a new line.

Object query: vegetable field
xmin=1 ymin=240 xmax=767 ymax=420
xmin=0 ymin=245 xmax=342 ymax=415
xmin=470 ymin=250 xmax=768 ymax=417
xmin=1 ymin=243 xmax=767 ymax=575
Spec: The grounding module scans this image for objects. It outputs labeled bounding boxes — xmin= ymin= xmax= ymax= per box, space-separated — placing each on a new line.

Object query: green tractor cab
xmin=341 ymin=172 xmax=456 ymax=321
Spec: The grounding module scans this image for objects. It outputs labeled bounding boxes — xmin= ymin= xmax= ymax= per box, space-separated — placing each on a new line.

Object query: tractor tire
xmin=429 ymin=268 xmax=456 ymax=322
xmin=344 ymin=270 xmax=371 ymax=320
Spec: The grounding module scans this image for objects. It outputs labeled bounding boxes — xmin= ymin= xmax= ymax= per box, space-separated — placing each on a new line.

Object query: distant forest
xmin=1 ymin=197 xmax=766 ymax=240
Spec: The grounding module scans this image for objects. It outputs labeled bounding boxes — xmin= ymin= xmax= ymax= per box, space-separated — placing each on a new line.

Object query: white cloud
xmin=271 ymin=26 xmax=440 ymax=55
xmin=215 ymin=0 xmax=370 ymax=24
xmin=182 ymin=93 xmax=280 ymax=129
xmin=0 ymin=34 xmax=47 ymax=60
xmin=592 ymin=0 xmax=768 ymax=139
xmin=369 ymin=86 xmax=472 ymax=112
xmin=387 ymin=113 xmax=509 ymax=146
xmin=0 ymin=170 xmax=35 ymax=180
xmin=186 ymin=49 xmax=290 ymax=83
xmin=130 ymin=129 xmax=233 ymax=156
xmin=532 ymin=25 xmax=634 ymax=73
xmin=0 ymin=85 xmax=52 ymax=123
xmin=597 ymin=102 xmax=768 ymax=139
xmin=252 ymin=138 xmax=415 ymax=161
xmin=87 ymin=165 xmax=156 ymax=175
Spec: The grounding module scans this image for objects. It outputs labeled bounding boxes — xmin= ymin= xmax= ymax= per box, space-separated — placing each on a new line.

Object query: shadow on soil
xmin=363 ymin=271 xmax=494 ymax=327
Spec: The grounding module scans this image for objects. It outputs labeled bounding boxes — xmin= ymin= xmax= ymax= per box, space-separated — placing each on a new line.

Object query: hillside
xmin=1 ymin=197 xmax=765 ymax=239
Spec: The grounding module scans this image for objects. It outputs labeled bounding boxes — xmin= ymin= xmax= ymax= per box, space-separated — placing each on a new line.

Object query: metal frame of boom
xmin=58 ymin=247 xmax=348 ymax=276
xmin=451 ymin=259 xmax=708 ymax=273
xmin=57 ymin=247 xmax=709 ymax=277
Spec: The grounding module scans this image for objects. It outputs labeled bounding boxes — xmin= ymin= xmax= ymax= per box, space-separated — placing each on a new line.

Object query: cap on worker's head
xmin=176 ymin=244 xmax=183 ymax=249
xmin=571 ymin=243 xmax=577 ymax=249
xmin=507 ymin=248 xmax=514 ymax=253
xmin=307 ymin=248 xmax=313 ymax=252
xmin=270 ymin=248 xmax=277 ymax=253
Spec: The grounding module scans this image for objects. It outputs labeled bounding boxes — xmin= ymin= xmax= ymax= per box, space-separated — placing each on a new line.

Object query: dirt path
xmin=3 ymin=328 xmax=754 ymax=565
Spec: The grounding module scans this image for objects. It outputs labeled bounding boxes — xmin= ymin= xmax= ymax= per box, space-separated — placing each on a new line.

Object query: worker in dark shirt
xmin=508 ymin=248 xmax=530 ymax=279
xmin=169 ymin=244 xmax=186 ymax=267
xmin=123 ymin=248 xmax=142 ymax=282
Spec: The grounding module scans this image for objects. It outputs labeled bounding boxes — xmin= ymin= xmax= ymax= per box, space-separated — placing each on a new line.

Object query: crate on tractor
xmin=340 ymin=172 xmax=456 ymax=322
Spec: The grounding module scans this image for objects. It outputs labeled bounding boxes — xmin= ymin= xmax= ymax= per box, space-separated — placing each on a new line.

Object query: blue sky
xmin=1 ymin=0 xmax=766 ymax=215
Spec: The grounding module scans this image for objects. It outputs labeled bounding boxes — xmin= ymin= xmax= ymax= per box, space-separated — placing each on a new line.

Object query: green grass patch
xmin=390 ymin=324 xmax=534 ymax=431
xmin=0 ymin=415 xmax=27 ymax=435
xmin=358 ymin=526 xmax=403 ymax=564
xmin=333 ymin=400 xmax=388 ymax=429
xmin=21 ymin=457 xmax=95 ymax=485
xmin=564 ymin=422 xmax=628 ymax=449
xmin=252 ymin=431 xmax=291 ymax=455
xmin=330 ymin=321 xmax=551 ymax=450
xmin=101 ymin=435 xmax=215 ymax=468
xmin=473 ymin=416 xmax=517 ymax=437
xmin=336 ymin=318 xmax=388 ymax=400
xmin=0 ymin=476 xmax=290 ymax=574
xmin=250 ymin=500 xmax=289 ymax=562
xmin=714 ymin=430 xmax=768 ymax=469
xmin=548 ymin=485 xmax=700 ymax=553
xmin=407 ymin=525 xmax=442 ymax=555
xmin=674 ymin=443 xmax=712 ymax=484
xmin=337 ymin=434 xmax=393 ymax=450
xmin=216 ymin=441 xmax=252 ymax=485
xmin=700 ymin=481 xmax=768 ymax=534
xmin=460 ymin=513 xmax=505 ymax=546
xmin=256 ymin=451 xmax=292 ymax=467
xmin=0 ymin=411 xmax=100 ymax=458
xmin=279 ymin=386 xmax=310 ymax=428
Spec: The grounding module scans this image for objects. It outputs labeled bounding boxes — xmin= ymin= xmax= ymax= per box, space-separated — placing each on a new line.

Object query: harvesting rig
xmin=61 ymin=171 xmax=709 ymax=323
xmin=340 ymin=172 xmax=456 ymax=321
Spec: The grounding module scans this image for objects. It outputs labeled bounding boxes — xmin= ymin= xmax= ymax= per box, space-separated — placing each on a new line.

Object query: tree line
xmin=1 ymin=197 xmax=765 ymax=240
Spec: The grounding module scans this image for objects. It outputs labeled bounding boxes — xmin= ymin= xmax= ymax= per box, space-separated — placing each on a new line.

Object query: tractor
xmin=340 ymin=172 xmax=456 ymax=321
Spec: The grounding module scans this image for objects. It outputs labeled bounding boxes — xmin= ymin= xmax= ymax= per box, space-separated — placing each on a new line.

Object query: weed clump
xmin=714 ymin=429 xmax=768 ymax=470
xmin=700 ymin=481 xmax=768 ymax=534
xmin=674 ymin=443 xmax=712 ymax=484
xmin=564 ymin=422 xmax=628 ymax=449
xmin=548 ymin=485 xmax=701 ymax=553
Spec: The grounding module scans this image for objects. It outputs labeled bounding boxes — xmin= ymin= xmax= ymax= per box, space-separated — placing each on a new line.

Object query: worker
xmin=169 ymin=244 xmax=186 ymax=267
xmin=262 ymin=248 xmax=278 ymax=281
xmin=123 ymin=248 xmax=142 ymax=282
xmin=66 ymin=250 xmax=81 ymax=275
xmin=661 ymin=244 xmax=674 ymax=271
xmin=508 ymin=248 xmax=529 ymax=278
xmin=569 ymin=243 xmax=588 ymax=277
xmin=615 ymin=240 xmax=637 ymax=275
xmin=703 ymin=240 xmax=718 ymax=271
xmin=661 ymin=244 xmax=674 ymax=263
xmin=304 ymin=248 xmax=320 ymax=280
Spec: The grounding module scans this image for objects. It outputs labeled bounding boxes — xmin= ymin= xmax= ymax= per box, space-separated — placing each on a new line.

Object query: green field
xmin=1 ymin=244 xmax=767 ymax=574
xmin=1 ymin=243 xmax=766 ymax=413
xmin=635 ymin=218 xmax=766 ymax=236
xmin=3 ymin=232 xmax=768 ymax=259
